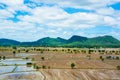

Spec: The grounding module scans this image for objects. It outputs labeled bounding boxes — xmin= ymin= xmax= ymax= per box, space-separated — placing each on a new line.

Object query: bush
xmin=25 ymin=57 xmax=29 ymax=60
xmin=48 ymin=66 xmax=50 ymax=69
xmin=36 ymin=66 xmax=39 ymax=69
xmin=71 ymin=63 xmax=75 ymax=69
xmin=42 ymin=65 xmax=46 ymax=69
xmin=41 ymin=57 xmax=44 ymax=60
xmin=117 ymin=66 xmax=120 ymax=70
xmin=26 ymin=62 xmax=32 ymax=67
xmin=116 ymin=56 xmax=119 ymax=60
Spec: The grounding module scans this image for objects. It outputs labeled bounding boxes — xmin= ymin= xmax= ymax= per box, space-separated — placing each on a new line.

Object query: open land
xmin=0 ymin=47 xmax=120 ymax=80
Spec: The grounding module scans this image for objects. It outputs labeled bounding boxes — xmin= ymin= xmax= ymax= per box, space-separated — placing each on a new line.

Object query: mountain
xmin=68 ymin=35 xmax=88 ymax=43
xmin=0 ymin=38 xmax=20 ymax=46
xmin=34 ymin=37 xmax=67 ymax=46
xmin=0 ymin=35 xmax=120 ymax=48
xmin=84 ymin=35 xmax=120 ymax=47
xmin=86 ymin=35 xmax=120 ymax=44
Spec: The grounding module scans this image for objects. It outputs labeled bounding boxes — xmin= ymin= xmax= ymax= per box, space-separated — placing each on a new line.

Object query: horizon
xmin=0 ymin=0 xmax=120 ymax=41
xmin=0 ymin=35 xmax=119 ymax=42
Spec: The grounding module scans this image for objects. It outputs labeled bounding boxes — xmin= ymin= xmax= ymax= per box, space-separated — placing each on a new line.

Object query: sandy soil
xmin=0 ymin=48 xmax=120 ymax=80
xmin=0 ymin=69 xmax=120 ymax=80
xmin=0 ymin=71 xmax=44 ymax=80
xmin=40 ymin=69 xmax=120 ymax=80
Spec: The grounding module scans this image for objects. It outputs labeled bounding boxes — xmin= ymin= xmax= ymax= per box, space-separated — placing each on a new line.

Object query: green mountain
xmin=34 ymin=37 xmax=67 ymax=46
xmin=84 ymin=35 xmax=120 ymax=47
xmin=0 ymin=38 xmax=20 ymax=46
xmin=68 ymin=35 xmax=120 ymax=48
xmin=0 ymin=35 xmax=120 ymax=48
xmin=68 ymin=35 xmax=88 ymax=43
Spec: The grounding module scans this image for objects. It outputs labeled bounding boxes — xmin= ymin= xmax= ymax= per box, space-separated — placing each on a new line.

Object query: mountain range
xmin=0 ymin=35 xmax=120 ymax=48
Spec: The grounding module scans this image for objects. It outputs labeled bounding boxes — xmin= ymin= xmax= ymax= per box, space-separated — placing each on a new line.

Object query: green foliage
xmin=116 ymin=56 xmax=119 ymax=60
xmin=26 ymin=50 xmax=29 ymax=53
xmin=26 ymin=62 xmax=32 ymax=67
xmin=41 ymin=57 xmax=45 ymax=60
xmin=0 ymin=35 xmax=120 ymax=48
xmin=42 ymin=65 xmax=46 ymax=69
xmin=100 ymin=56 xmax=103 ymax=59
xmin=12 ymin=46 xmax=17 ymax=50
xmin=25 ymin=57 xmax=29 ymax=60
xmin=71 ymin=63 xmax=75 ymax=69
xmin=117 ymin=66 xmax=120 ymax=70
xmin=13 ymin=51 xmax=16 ymax=54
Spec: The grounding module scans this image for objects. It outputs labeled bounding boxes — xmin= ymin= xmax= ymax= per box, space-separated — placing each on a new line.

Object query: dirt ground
xmin=40 ymin=69 xmax=120 ymax=80
xmin=0 ymin=47 xmax=120 ymax=80
xmin=0 ymin=69 xmax=120 ymax=80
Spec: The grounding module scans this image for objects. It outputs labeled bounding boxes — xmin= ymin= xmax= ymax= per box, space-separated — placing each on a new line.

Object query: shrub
xmin=26 ymin=62 xmax=32 ymax=67
xmin=41 ymin=57 xmax=44 ymax=60
xmin=116 ymin=56 xmax=119 ymax=60
xmin=42 ymin=65 xmax=46 ymax=69
xmin=71 ymin=63 xmax=75 ymax=69
xmin=117 ymin=66 xmax=120 ymax=70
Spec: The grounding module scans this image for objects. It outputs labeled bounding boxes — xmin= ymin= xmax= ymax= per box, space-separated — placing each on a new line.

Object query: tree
xmin=100 ymin=56 xmax=104 ymax=61
xmin=71 ymin=63 xmax=75 ymax=69
xmin=48 ymin=66 xmax=50 ymax=69
xmin=12 ymin=46 xmax=17 ymax=50
xmin=100 ymin=56 xmax=103 ymax=59
xmin=0 ymin=56 xmax=1 ymax=60
xmin=26 ymin=50 xmax=29 ymax=53
xmin=41 ymin=57 xmax=44 ymax=60
xmin=36 ymin=66 xmax=39 ymax=70
xmin=13 ymin=51 xmax=16 ymax=57
xmin=26 ymin=62 xmax=32 ymax=67
xmin=117 ymin=66 xmax=120 ymax=70
xmin=42 ymin=65 xmax=46 ymax=69
xmin=41 ymin=51 xmax=43 ymax=54
xmin=101 ymin=58 xmax=104 ymax=61
xmin=116 ymin=56 xmax=119 ymax=60
xmin=18 ymin=50 xmax=20 ymax=53
xmin=25 ymin=57 xmax=29 ymax=60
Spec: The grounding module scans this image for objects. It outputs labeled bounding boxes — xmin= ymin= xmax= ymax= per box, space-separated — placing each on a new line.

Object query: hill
xmin=0 ymin=35 xmax=120 ymax=48
xmin=0 ymin=38 xmax=20 ymax=46
xmin=68 ymin=35 xmax=88 ymax=43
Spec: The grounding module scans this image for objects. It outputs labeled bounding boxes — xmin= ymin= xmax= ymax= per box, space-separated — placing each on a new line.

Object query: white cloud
xmin=0 ymin=9 xmax=14 ymax=19
xmin=17 ymin=6 xmax=103 ymax=29
xmin=30 ymin=0 xmax=120 ymax=9
xmin=0 ymin=0 xmax=120 ymax=41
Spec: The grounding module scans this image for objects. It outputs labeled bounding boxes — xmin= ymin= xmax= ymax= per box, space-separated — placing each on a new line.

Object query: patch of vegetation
xmin=26 ymin=62 xmax=32 ymax=67
xmin=42 ymin=65 xmax=46 ymax=69
xmin=41 ymin=57 xmax=45 ymax=60
xmin=117 ymin=66 xmax=120 ymax=70
xmin=71 ymin=63 xmax=75 ymax=69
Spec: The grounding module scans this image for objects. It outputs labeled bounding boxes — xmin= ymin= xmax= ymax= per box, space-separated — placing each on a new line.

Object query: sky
xmin=0 ymin=0 xmax=120 ymax=41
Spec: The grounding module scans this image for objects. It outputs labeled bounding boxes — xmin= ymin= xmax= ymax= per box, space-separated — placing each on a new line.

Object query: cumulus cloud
xmin=0 ymin=0 xmax=120 ymax=41
xmin=30 ymin=0 xmax=120 ymax=9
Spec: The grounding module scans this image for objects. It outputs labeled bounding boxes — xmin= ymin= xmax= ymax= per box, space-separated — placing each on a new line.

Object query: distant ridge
xmin=0 ymin=35 xmax=120 ymax=48
xmin=68 ymin=35 xmax=88 ymax=43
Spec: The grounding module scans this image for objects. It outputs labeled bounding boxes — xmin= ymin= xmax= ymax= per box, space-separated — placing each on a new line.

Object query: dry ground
xmin=0 ymin=47 xmax=120 ymax=80
xmin=40 ymin=69 xmax=120 ymax=80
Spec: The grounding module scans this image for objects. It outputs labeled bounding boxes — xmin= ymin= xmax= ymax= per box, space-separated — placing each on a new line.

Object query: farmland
xmin=0 ymin=47 xmax=120 ymax=80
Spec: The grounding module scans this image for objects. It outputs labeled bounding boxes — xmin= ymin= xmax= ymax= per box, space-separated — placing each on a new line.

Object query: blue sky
xmin=0 ymin=0 xmax=120 ymax=41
